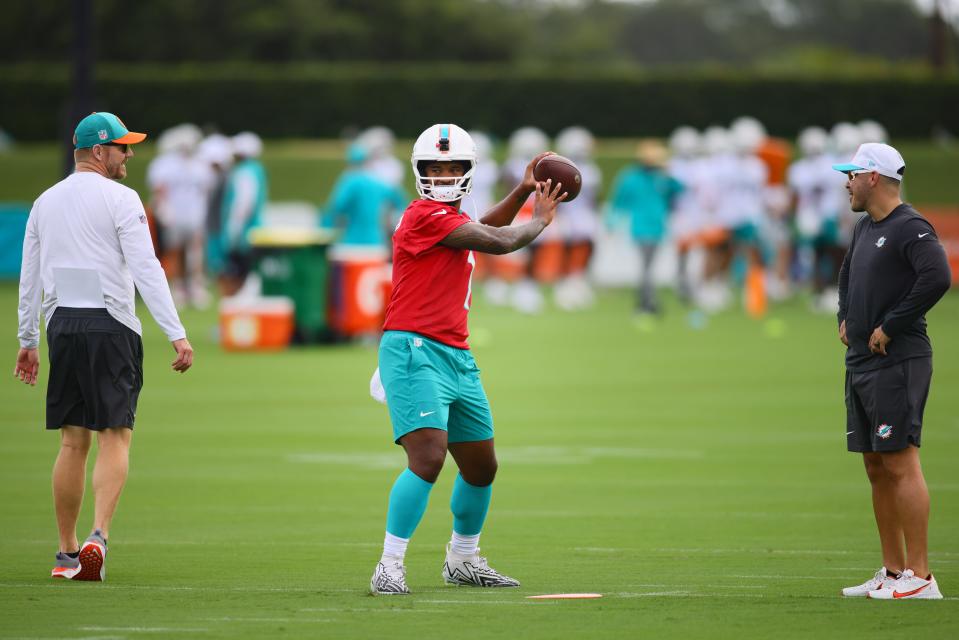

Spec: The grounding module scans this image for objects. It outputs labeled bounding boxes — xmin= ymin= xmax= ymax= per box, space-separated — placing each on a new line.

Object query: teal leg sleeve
xmin=450 ymin=473 xmax=492 ymax=536
xmin=385 ymin=468 xmax=434 ymax=539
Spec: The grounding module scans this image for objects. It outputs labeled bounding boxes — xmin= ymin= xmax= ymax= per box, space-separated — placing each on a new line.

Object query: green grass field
xmin=1 ymin=282 xmax=957 ymax=639
xmin=1 ymin=138 xmax=958 ymax=207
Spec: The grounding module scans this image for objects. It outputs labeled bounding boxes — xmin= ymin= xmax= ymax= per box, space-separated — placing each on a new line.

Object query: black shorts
xmin=845 ymin=357 xmax=932 ymax=453
xmin=223 ymin=250 xmax=253 ymax=281
xmin=46 ymin=308 xmax=143 ymax=431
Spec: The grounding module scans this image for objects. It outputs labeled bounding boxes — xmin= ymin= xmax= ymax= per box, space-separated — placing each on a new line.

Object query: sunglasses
xmin=100 ymin=142 xmax=130 ymax=154
xmin=846 ymin=170 xmax=873 ymax=182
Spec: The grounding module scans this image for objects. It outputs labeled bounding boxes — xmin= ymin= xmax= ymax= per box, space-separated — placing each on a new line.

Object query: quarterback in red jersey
xmin=370 ymin=124 xmax=566 ymax=595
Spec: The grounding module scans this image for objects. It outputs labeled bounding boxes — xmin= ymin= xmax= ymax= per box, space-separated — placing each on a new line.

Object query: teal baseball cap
xmin=73 ymin=112 xmax=147 ymax=149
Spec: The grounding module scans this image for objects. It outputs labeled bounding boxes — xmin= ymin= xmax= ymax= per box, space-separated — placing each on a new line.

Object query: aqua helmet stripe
xmin=438 ymin=125 xmax=450 ymax=152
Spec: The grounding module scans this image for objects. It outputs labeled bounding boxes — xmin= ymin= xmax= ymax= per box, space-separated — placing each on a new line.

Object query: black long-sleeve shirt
xmin=838 ymin=203 xmax=951 ymax=372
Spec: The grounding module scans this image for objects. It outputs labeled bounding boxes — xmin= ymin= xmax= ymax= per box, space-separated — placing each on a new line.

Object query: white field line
xmin=79 ymin=627 xmax=209 ymax=633
xmin=0 ymin=583 xmax=475 ymax=596
xmin=622 ymin=583 xmax=768 ymax=590
xmin=201 ymin=617 xmax=334 ymax=623
xmin=727 ymin=574 xmax=835 ymax=580
xmin=299 ymin=607 xmax=446 ymax=613
xmin=19 ymin=539 xmax=381 ymax=548
xmin=7 ymin=637 xmax=125 ymax=640
xmin=287 ymin=446 xmax=704 ymax=469
xmin=649 ymin=547 xmax=959 ymax=557
xmin=0 ymin=583 xmax=355 ymax=593
xmin=413 ymin=599 xmax=556 ymax=605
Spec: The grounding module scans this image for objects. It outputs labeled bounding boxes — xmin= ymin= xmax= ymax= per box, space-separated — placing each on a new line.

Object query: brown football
xmin=533 ymin=154 xmax=582 ymax=202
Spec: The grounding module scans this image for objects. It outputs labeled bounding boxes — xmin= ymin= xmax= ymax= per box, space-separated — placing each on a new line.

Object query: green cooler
xmin=250 ymin=228 xmax=336 ymax=343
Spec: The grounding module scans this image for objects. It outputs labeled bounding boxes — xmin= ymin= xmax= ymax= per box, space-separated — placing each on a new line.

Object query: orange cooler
xmin=329 ymin=245 xmax=391 ymax=337
xmin=219 ymin=296 xmax=295 ymax=351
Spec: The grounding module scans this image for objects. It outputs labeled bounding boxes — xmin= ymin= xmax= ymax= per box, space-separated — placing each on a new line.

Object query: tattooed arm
xmin=442 ymin=179 xmax=566 ymax=254
xmin=479 ymin=151 xmax=555 ymax=228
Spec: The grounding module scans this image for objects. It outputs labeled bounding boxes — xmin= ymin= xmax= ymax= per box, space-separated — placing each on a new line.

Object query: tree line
xmin=4 ymin=0 xmax=954 ymax=70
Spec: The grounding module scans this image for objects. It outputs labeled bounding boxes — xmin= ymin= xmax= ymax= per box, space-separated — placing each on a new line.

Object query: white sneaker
xmin=868 ymin=569 xmax=943 ymax=600
xmin=442 ymin=544 xmax=519 ymax=588
xmin=370 ymin=557 xmax=410 ymax=595
xmin=842 ymin=567 xmax=896 ymax=597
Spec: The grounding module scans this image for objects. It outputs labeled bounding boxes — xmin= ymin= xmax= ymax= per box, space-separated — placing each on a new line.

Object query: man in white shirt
xmin=14 ymin=112 xmax=193 ymax=582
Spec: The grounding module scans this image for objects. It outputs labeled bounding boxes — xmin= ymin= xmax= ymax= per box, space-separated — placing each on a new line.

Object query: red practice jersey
xmin=383 ymin=199 xmax=476 ymax=348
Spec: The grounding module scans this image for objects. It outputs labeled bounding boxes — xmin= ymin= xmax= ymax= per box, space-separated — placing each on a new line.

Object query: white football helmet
xmin=469 ymin=130 xmax=493 ymax=162
xmin=197 ymin=133 xmax=233 ymax=167
xmin=797 ymin=126 xmax=829 ymax=157
xmin=357 ymin=126 xmax=396 ymax=159
xmin=158 ymin=123 xmax=202 ymax=155
xmin=507 ymin=126 xmax=549 ymax=160
xmin=830 ymin=122 xmax=861 ymax=155
xmin=232 ymin=132 xmax=263 ymax=159
xmin=730 ymin=116 xmax=766 ymax=154
xmin=858 ymin=119 xmax=889 ymax=144
xmin=668 ymin=126 xmax=701 ymax=158
xmin=703 ymin=126 xmax=732 ymax=156
xmin=411 ymin=124 xmax=477 ymax=203
xmin=556 ymin=126 xmax=595 ymax=161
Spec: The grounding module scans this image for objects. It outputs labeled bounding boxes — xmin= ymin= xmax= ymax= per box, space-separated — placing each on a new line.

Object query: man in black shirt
xmin=833 ymin=143 xmax=951 ymax=600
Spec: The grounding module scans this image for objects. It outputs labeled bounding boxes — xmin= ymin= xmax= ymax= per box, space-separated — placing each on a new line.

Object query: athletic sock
xmin=450 ymin=473 xmax=492 ymax=537
xmin=385 ymin=468 xmax=435 ymax=540
xmin=65 ymin=551 xmax=79 ymax=559
xmin=381 ymin=532 xmax=409 ymax=561
xmin=887 ymin=569 xmax=900 ymax=579
xmin=450 ymin=531 xmax=481 ymax=556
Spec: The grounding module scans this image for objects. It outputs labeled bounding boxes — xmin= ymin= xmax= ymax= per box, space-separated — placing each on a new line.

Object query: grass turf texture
xmin=0 ymin=139 xmax=957 ymax=206
xmin=1 ymin=283 xmax=958 ymax=638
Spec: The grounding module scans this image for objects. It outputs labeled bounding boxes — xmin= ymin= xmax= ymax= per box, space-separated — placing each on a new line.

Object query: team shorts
xmin=378 ymin=330 xmax=494 ymax=444
xmin=732 ymin=222 xmax=759 ymax=244
xmin=46 ymin=308 xmax=143 ymax=431
xmin=223 ymin=250 xmax=254 ymax=281
xmin=845 ymin=357 xmax=932 ymax=453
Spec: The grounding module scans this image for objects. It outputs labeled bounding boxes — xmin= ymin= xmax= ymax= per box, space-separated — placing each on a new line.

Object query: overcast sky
xmin=597 ymin=0 xmax=959 ymax=27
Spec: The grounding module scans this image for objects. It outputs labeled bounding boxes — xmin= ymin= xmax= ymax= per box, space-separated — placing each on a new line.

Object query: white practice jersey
xmin=827 ymin=151 xmax=858 ymax=215
xmin=367 ymin=156 xmax=404 ymax=188
xmin=557 ymin=160 xmax=600 ymax=241
xmin=721 ymin=154 xmax=768 ymax=228
xmin=668 ymin=156 xmax=704 ymax=238
xmin=147 ymin=152 xmax=215 ymax=230
xmin=18 ymin=172 xmax=186 ymax=348
xmin=699 ymin=154 xmax=737 ymax=230
xmin=788 ymin=155 xmax=838 ymax=237
xmin=501 ymin=157 xmax=560 ymax=241
xmin=461 ymin=161 xmax=499 ymax=221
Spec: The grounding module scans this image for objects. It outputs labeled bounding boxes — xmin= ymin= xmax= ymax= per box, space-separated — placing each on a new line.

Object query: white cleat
xmin=370 ymin=557 xmax=410 ymax=595
xmin=867 ymin=569 xmax=943 ymax=600
xmin=442 ymin=544 xmax=519 ymax=588
xmin=841 ymin=567 xmax=897 ymax=597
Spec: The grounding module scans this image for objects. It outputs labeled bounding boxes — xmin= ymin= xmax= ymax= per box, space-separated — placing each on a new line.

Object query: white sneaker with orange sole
xmin=841 ymin=567 xmax=897 ymax=597
xmin=868 ymin=570 xmax=943 ymax=600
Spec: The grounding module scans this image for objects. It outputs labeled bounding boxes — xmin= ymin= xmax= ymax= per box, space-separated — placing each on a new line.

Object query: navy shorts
xmin=845 ymin=357 xmax=932 ymax=453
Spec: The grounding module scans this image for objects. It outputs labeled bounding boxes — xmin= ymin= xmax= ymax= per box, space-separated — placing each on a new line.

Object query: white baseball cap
xmin=832 ymin=142 xmax=905 ymax=181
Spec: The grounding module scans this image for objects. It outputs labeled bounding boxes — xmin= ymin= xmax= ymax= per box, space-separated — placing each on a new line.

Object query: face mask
xmin=429 ymin=183 xmax=461 ymax=201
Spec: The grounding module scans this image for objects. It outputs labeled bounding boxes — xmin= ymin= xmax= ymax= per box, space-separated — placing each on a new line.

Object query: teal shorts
xmin=378 ymin=331 xmax=494 ymax=444
xmin=732 ymin=222 xmax=759 ymax=244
